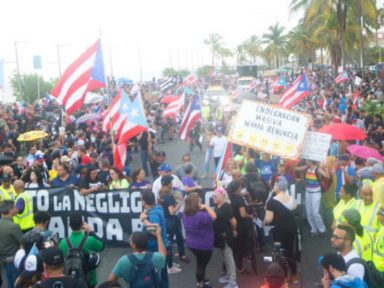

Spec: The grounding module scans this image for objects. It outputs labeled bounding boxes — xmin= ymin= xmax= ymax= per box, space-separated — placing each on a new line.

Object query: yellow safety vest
xmin=356 ymin=200 xmax=380 ymax=237
xmin=202 ymin=106 xmax=210 ymax=120
xmin=372 ymin=226 xmax=384 ymax=272
xmin=333 ymin=198 xmax=357 ymax=225
xmin=372 ymin=177 xmax=384 ymax=205
xmin=0 ymin=185 xmax=16 ymax=202
xmin=13 ymin=192 xmax=35 ymax=231
xmin=353 ymin=231 xmax=373 ymax=262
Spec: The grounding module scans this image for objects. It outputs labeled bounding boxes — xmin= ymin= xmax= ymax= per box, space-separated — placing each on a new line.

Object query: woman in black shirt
xmin=264 ymin=176 xmax=300 ymax=283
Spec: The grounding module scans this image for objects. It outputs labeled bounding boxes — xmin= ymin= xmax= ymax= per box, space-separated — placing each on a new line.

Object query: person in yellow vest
xmin=372 ymin=205 xmax=384 ymax=272
xmin=356 ymin=181 xmax=381 ymax=237
xmin=0 ymin=173 xmax=16 ymax=202
xmin=332 ymin=183 xmax=357 ymax=229
xmin=342 ymin=208 xmax=373 ymax=262
xmin=371 ymin=163 xmax=384 ymax=205
xmin=13 ymin=180 xmax=35 ymax=233
xmin=201 ymin=105 xmax=211 ymax=122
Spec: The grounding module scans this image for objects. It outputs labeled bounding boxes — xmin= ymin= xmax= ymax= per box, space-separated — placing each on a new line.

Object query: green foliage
xmin=196 ymin=65 xmax=213 ymax=78
xmin=10 ymin=73 xmax=57 ymax=104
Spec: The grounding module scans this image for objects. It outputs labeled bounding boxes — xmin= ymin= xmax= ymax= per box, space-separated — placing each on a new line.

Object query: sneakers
xmin=167 ymin=266 xmax=182 ymax=274
xmin=218 ymin=275 xmax=230 ymax=283
xmin=172 ymin=262 xmax=181 ymax=268
xmin=223 ymin=280 xmax=238 ymax=288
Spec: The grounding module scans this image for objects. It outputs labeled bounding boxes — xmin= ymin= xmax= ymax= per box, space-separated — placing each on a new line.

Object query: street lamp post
xmin=14 ymin=41 xmax=28 ymax=100
xmin=56 ymin=44 xmax=69 ymax=77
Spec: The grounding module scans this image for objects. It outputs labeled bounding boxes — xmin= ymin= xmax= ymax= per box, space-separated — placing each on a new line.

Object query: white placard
xmin=354 ymin=76 xmax=362 ymax=86
xmin=300 ymin=131 xmax=332 ymax=162
xmin=228 ymin=101 xmax=312 ymax=159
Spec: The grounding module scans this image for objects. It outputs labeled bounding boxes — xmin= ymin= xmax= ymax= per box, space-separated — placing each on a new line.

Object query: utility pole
xmin=14 ymin=41 xmax=28 ymax=100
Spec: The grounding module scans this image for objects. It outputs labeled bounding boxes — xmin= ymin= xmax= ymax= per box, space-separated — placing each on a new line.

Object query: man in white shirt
xmin=331 ymin=224 xmax=365 ymax=280
xmin=209 ymin=127 xmax=227 ymax=169
xmin=152 ymin=163 xmax=183 ymax=200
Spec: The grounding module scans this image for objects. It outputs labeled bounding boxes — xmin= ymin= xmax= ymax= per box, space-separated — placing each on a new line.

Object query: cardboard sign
xmin=228 ymin=101 xmax=312 ymax=158
xmin=300 ymin=131 xmax=332 ymax=162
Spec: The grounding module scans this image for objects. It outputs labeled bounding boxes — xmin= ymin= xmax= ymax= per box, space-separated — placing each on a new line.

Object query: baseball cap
xmin=161 ymin=175 xmax=173 ymax=186
xmin=2 ymin=173 xmax=11 ymax=182
xmin=40 ymin=247 xmax=64 ymax=266
xmin=158 ymin=163 xmax=172 ymax=172
xmin=337 ymin=153 xmax=350 ymax=161
xmin=20 ymin=254 xmax=44 ymax=278
xmin=370 ymin=163 xmax=384 ymax=174
xmin=342 ymin=209 xmax=361 ymax=226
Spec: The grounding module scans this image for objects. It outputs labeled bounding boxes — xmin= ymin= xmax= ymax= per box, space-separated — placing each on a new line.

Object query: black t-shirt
xmin=266 ymin=198 xmax=297 ymax=231
xmin=230 ymin=195 xmax=247 ymax=232
xmin=161 ymin=193 xmax=176 ymax=220
xmin=150 ymin=161 xmax=162 ymax=179
xmin=79 ymin=177 xmax=103 ymax=190
xmin=33 ymin=276 xmax=87 ymax=288
xmin=213 ymin=203 xmax=233 ymax=248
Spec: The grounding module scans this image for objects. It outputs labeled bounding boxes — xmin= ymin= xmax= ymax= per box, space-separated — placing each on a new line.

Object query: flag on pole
xmin=179 ymin=93 xmax=201 ymax=141
xmin=114 ymin=85 xmax=148 ymax=170
xmin=101 ymin=92 xmax=126 ymax=138
xmin=160 ymin=78 xmax=176 ymax=92
xmin=215 ymin=141 xmax=232 ymax=182
xmin=163 ymin=90 xmax=185 ymax=118
xmin=51 ymin=39 xmax=105 ymax=114
xmin=335 ymin=71 xmax=349 ymax=84
xmin=272 ymin=76 xmax=287 ymax=93
xmin=183 ymin=74 xmax=197 ymax=86
xmin=0 ymin=59 xmax=4 ymax=89
xmin=279 ymin=73 xmax=310 ymax=109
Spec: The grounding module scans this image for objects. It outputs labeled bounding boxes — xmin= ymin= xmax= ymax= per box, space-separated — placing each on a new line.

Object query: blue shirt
xmin=145 ymin=205 xmax=169 ymax=251
xmin=335 ymin=165 xmax=356 ymax=200
xmin=51 ymin=174 xmax=79 ymax=187
xmin=256 ymin=159 xmax=277 ymax=183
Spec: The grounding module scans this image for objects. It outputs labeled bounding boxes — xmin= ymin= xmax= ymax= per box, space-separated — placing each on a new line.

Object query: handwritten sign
xmin=228 ymin=101 xmax=312 ymax=158
xmin=300 ymin=131 xmax=332 ymax=162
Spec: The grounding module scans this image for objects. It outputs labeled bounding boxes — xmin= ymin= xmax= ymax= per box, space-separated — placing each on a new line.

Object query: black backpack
xmin=346 ymin=258 xmax=384 ymax=288
xmin=128 ymin=252 xmax=159 ymax=288
xmin=64 ymin=234 xmax=88 ymax=282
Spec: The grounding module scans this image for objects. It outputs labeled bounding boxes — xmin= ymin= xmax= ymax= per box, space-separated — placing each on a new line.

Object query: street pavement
xmin=97 ymin=137 xmax=333 ymax=288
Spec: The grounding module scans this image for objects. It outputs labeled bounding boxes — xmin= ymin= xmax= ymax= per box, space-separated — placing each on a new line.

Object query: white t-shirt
xmin=210 ymin=136 xmax=227 ymax=158
xmin=343 ymin=249 xmax=365 ymax=280
xmin=152 ymin=174 xmax=184 ymax=200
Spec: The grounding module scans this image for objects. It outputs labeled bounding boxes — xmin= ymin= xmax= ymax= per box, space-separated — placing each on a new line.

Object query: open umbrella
xmin=77 ymin=113 xmax=102 ymax=124
xmin=318 ymin=123 xmax=367 ymax=140
xmin=347 ymin=144 xmax=383 ymax=161
xmin=17 ymin=130 xmax=49 ymax=142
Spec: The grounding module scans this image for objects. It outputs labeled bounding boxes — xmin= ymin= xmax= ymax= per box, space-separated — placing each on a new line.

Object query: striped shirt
xmin=305 ymin=168 xmax=321 ymax=193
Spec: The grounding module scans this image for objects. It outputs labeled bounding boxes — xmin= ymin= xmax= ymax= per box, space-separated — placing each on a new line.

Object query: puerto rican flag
xmin=163 ymin=90 xmax=185 ymax=118
xmin=183 ymin=74 xmax=197 ymax=86
xmin=114 ymin=85 xmax=148 ymax=170
xmin=272 ymin=76 xmax=287 ymax=93
xmin=102 ymin=92 xmax=126 ymax=138
xmin=279 ymin=72 xmax=310 ymax=109
xmin=51 ymin=39 xmax=105 ymax=114
xmin=179 ymin=94 xmax=201 ymax=141
xmin=215 ymin=140 xmax=232 ymax=182
xmin=335 ymin=71 xmax=349 ymax=84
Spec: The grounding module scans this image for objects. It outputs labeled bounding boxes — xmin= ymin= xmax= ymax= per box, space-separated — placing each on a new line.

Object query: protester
xmin=182 ymin=192 xmax=216 ymax=288
xmin=130 ymin=168 xmax=151 ymax=189
xmin=0 ymin=173 xmax=16 ymax=201
xmin=356 ymin=182 xmax=380 ymax=236
xmin=152 ymin=163 xmax=183 ymax=200
xmin=333 ymin=184 xmax=358 ymax=228
xmin=174 ymin=153 xmax=200 ymax=181
xmin=108 ymin=167 xmax=129 ymax=190
xmin=212 ymin=187 xmax=238 ymax=288
xmin=182 ymin=163 xmax=203 ymax=194
xmin=331 ymin=224 xmax=365 ymax=280
xmin=33 ymin=247 xmax=88 ymax=288
xmin=209 ymin=127 xmax=227 ymax=169
xmin=0 ymin=200 xmax=23 ymax=288
xmin=264 ymin=176 xmax=300 ymax=283
xmin=13 ymin=179 xmax=35 ymax=233
xmin=79 ymin=166 xmax=106 ymax=195
xmin=51 ymin=163 xmax=79 ymax=188
xmin=25 ymin=169 xmax=48 ymax=188
xmin=320 ymin=253 xmax=367 ymax=288
xmin=218 ymin=159 xmax=238 ymax=187
xmin=108 ymin=228 xmax=166 ymax=286
xmin=59 ymin=211 xmax=104 ymax=288
xmin=26 ymin=211 xmax=56 ymax=243
xmin=371 ymin=163 xmax=384 ymax=205
xmin=372 ymin=205 xmax=384 ymax=272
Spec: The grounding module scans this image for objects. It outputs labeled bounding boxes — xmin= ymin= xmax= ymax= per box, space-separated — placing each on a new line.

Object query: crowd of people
xmin=0 ymin=68 xmax=383 ymax=288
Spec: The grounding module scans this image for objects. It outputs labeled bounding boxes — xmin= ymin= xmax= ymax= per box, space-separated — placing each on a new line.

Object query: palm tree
xmin=235 ymin=44 xmax=247 ymax=65
xmin=203 ymin=33 xmax=223 ymax=67
xmin=287 ymin=23 xmax=315 ymax=66
xmin=243 ymin=35 xmax=262 ymax=63
xmin=290 ymin=0 xmax=377 ymax=69
xmin=262 ymin=23 xmax=288 ymax=68
xmin=217 ymin=46 xmax=233 ymax=68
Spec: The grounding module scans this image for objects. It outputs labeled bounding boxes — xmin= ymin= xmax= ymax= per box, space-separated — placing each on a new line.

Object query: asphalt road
xmin=96 ymin=136 xmax=333 ymax=288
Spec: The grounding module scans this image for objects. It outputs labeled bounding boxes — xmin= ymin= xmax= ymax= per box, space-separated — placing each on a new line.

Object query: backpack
xmin=128 ymin=252 xmax=159 ymax=288
xmin=64 ymin=234 xmax=88 ymax=282
xmin=346 ymin=258 xmax=384 ymax=288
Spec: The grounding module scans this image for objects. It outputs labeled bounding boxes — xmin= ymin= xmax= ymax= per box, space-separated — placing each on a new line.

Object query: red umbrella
xmin=318 ymin=123 xmax=367 ymax=140
xmin=347 ymin=144 xmax=383 ymax=161
xmin=160 ymin=94 xmax=176 ymax=104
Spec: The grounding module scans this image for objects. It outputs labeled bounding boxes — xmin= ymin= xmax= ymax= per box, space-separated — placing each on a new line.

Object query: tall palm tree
xmin=287 ymin=23 xmax=315 ymax=66
xmin=203 ymin=33 xmax=223 ymax=67
xmin=290 ymin=0 xmax=377 ymax=69
xmin=243 ymin=35 xmax=262 ymax=63
xmin=217 ymin=46 xmax=233 ymax=68
xmin=235 ymin=44 xmax=247 ymax=65
xmin=262 ymin=23 xmax=288 ymax=68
